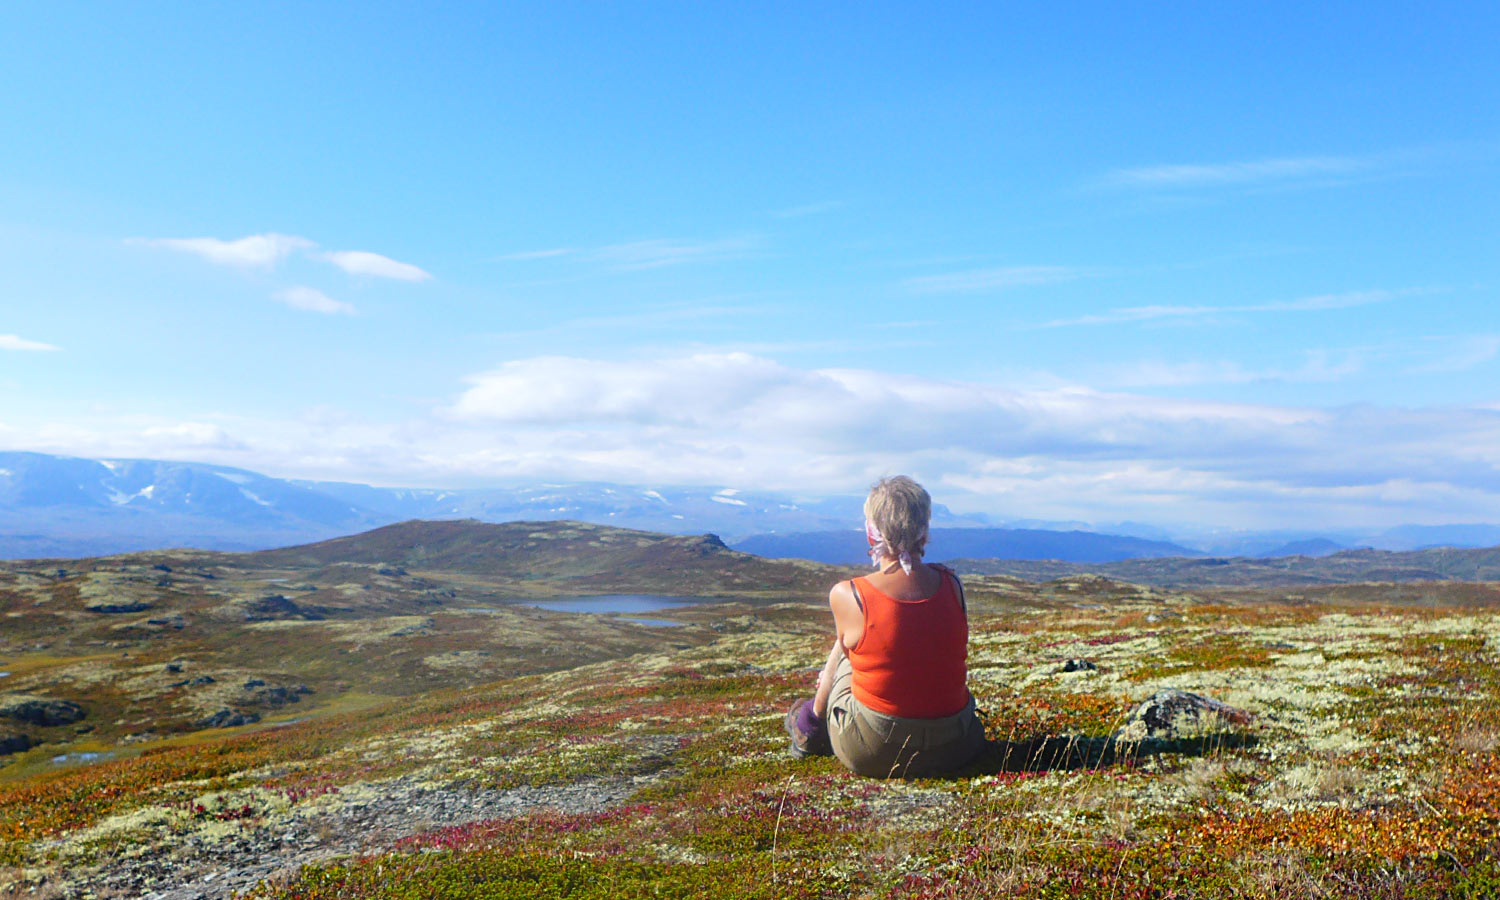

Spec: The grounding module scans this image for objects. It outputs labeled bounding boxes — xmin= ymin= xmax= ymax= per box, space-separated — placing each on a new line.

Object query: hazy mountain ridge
xmin=0 ymin=452 xmax=975 ymax=558
xmin=949 ymin=543 xmax=1500 ymax=587
xmin=6 ymin=450 xmax=1500 ymax=564
xmin=733 ymin=528 xmax=1203 ymax=565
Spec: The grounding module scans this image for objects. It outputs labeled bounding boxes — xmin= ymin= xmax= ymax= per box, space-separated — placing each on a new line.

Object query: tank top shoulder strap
xmin=928 ymin=563 xmax=966 ymax=614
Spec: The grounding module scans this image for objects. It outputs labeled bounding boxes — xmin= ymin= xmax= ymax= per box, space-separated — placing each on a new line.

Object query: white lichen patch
xmin=46 ymin=658 xmax=126 ymax=688
xmin=346 ymin=719 xmax=498 ymax=771
xmin=325 ymin=616 xmax=433 ymax=644
xmin=243 ymin=619 xmax=322 ymax=631
xmin=49 ymin=784 xmax=296 ymax=865
xmin=75 ymin=572 xmax=154 ymax=608
xmin=423 ymin=650 xmax=493 ymax=670
xmin=1253 ymin=757 xmax=1407 ymax=812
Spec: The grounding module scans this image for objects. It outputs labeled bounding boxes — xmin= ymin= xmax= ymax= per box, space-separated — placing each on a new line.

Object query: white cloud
xmin=318 ymin=250 xmax=431 ymax=281
xmin=1103 ymin=154 xmax=1371 ymax=189
xmin=903 ymin=266 xmax=1081 ymax=294
xmin=137 ymin=233 xmax=430 ymax=282
xmin=140 ymin=422 xmax=245 ymax=450
xmin=140 ymin=233 xmax=315 ymax=268
xmin=14 ymin=352 xmax=1500 ymax=530
xmin=273 ymin=286 xmax=356 ymax=315
xmin=429 ymin=352 xmax=1500 ymax=527
xmin=0 ymin=334 xmax=60 ymax=351
xmin=446 ymin=352 xmax=1322 ymax=442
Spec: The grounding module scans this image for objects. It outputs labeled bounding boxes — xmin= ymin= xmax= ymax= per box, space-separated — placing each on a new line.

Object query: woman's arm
xmin=811 ymin=639 xmax=842 ymax=718
xmin=813 ymin=581 xmax=865 ymax=717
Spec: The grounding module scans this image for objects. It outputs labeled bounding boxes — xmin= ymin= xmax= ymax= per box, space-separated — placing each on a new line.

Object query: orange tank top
xmin=847 ymin=569 xmax=969 ymax=719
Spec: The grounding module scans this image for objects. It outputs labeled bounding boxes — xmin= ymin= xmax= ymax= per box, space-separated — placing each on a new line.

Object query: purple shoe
xmin=785 ymin=699 xmax=832 ymax=757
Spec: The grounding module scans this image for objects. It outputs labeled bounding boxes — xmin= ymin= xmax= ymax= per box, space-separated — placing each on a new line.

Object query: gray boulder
xmin=0 ymin=733 xmax=33 ymax=755
xmin=2 ymin=698 xmax=86 ymax=726
xmin=198 ymin=708 xmax=261 ymax=729
xmin=1116 ymin=689 xmax=1252 ymax=741
xmin=85 ymin=600 xmax=152 ymax=614
xmin=243 ymin=595 xmax=326 ymax=622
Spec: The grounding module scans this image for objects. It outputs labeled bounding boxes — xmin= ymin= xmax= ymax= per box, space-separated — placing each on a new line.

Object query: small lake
xmin=616 ymin=616 xmax=686 ymax=628
xmin=463 ymin=594 xmax=707 ymax=627
xmin=52 ymin=751 xmax=113 ymax=765
xmin=528 ymin=595 xmax=703 ymax=616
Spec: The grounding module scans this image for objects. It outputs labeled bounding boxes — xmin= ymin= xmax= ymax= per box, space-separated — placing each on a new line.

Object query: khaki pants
xmin=826 ymin=656 xmax=986 ymax=778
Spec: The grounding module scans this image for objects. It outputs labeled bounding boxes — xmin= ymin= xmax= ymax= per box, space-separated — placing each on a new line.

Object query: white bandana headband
xmin=865 ymin=518 xmax=920 ymax=575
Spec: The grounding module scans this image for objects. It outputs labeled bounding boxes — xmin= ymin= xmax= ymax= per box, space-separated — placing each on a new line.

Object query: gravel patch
xmin=45 ymin=775 xmax=643 ymax=900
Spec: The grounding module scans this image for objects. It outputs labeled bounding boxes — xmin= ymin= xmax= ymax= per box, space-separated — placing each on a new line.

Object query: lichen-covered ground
xmin=3 ymin=586 xmax=1498 ymax=899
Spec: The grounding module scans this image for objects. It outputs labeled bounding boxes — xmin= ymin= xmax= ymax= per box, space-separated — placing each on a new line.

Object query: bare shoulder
xmin=828 ymin=579 xmax=859 ymax=614
xmin=828 ymin=578 xmax=865 ymax=649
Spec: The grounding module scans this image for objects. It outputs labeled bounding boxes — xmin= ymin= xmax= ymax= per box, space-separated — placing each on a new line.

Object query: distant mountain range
xmin=0 ymin=451 xmax=976 ymax=558
xmin=948 ymin=544 xmax=1500 ymax=588
xmin=4 ymin=449 xmax=1500 ymax=564
xmin=732 ymin=528 xmax=1202 ymax=565
xmin=0 ymin=452 xmax=379 ymax=558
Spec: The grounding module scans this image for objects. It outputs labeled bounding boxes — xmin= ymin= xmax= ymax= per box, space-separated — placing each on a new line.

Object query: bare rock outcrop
xmin=1116 ymin=689 xmax=1252 ymax=741
xmin=2 ymin=697 xmax=86 ymax=726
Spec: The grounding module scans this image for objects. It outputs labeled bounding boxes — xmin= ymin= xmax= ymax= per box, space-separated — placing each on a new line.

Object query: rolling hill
xmin=242 ymin=519 xmax=843 ymax=597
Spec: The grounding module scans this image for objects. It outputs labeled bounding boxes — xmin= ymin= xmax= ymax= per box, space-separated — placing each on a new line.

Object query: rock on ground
xmin=1118 ymin=689 xmax=1253 ymax=740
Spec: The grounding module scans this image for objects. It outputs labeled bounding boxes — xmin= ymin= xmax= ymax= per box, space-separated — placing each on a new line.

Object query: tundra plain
xmin=1 ymin=521 xmax=1497 ymax=898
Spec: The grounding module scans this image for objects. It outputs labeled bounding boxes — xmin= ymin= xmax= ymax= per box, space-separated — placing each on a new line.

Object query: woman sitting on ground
xmin=786 ymin=476 xmax=985 ymax=777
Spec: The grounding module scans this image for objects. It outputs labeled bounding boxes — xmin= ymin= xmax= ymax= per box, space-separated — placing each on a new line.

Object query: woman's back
xmin=847 ymin=568 xmax=968 ymax=719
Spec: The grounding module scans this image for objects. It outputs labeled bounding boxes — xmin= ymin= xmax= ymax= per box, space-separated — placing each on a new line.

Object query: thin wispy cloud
xmin=1110 ymin=349 xmax=1366 ymax=388
xmin=495 ymin=248 xmax=575 ymax=261
xmin=1038 ymin=289 xmax=1395 ymax=328
xmin=904 ymin=265 xmax=1082 ymax=294
xmin=0 ymin=334 xmax=60 ymax=352
xmin=1103 ymin=154 xmax=1372 ymax=189
xmin=495 ymin=237 xmax=758 ymax=272
xmin=487 ymin=300 xmax=778 ymax=344
xmin=273 ymin=286 xmax=356 ymax=315
xmin=770 ymin=200 xmax=843 ymax=218
xmin=592 ymin=236 xmax=758 ymax=270
xmin=138 ymin=233 xmax=314 ymax=268
xmin=318 ymin=250 xmax=430 ymax=282
xmin=1409 ymin=334 xmax=1500 ymax=374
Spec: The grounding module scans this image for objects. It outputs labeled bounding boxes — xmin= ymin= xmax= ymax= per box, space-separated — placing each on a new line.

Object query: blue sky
xmin=2 ymin=3 xmax=1498 ymax=529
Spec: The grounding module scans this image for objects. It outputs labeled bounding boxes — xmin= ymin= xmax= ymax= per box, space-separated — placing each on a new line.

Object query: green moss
xmin=245 ymin=849 xmax=842 ymax=900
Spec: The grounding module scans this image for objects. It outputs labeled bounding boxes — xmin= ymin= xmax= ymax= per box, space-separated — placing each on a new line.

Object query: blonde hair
xmin=864 ymin=475 xmax=931 ymax=560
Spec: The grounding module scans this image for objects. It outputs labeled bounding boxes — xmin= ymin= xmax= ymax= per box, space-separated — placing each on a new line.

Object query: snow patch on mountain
xmin=240 ymin=489 xmax=274 ymax=507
